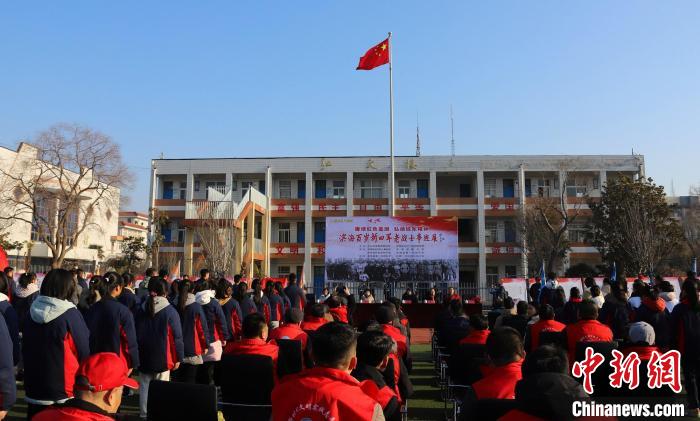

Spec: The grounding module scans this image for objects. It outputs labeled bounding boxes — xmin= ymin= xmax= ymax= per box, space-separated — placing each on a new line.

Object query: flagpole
xmin=388 ymin=31 xmax=395 ymax=217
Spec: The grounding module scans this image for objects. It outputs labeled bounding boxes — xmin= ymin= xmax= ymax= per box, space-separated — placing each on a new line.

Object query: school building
xmin=148 ymin=154 xmax=644 ymax=292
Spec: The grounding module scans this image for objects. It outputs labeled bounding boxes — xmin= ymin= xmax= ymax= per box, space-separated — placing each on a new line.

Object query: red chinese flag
xmin=356 ymin=38 xmax=390 ymax=70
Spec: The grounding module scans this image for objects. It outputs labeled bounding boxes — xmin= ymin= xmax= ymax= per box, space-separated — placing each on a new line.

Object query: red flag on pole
xmin=356 ymin=38 xmax=390 ymax=70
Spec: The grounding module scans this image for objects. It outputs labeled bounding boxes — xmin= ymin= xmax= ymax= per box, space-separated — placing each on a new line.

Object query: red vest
xmin=566 ymin=319 xmax=613 ymax=363
xmin=33 ymin=405 xmax=113 ymax=421
xmin=271 ymin=367 xmax=381 ymax=421
xmin=472 ymin=359 xmax=523 ymax=399
xmin=269 ymin=324 xmax=309 ymax=350
xmin=622 ymin=345 xmax=660 ymax=361
xmin=329 ymin=306 xmax=349 ymax=323
xmin=459 ymin=329 xmax=490 ymax=345
xmin=529 ymin=319 xmax=566 ymax=349
xmin=381 ymin=324 xmax=408 ymax=358
xmin=498 ymin=409 xmax=546 ymax=421
xmin=301 ymin=317 xmax=328 ymax=332
xmin=224 ymin=338 xmax=279 ymax=366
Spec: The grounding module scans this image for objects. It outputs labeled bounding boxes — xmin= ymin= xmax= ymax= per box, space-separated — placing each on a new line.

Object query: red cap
xmin=75 ymin=352 xmax=139 ymax=392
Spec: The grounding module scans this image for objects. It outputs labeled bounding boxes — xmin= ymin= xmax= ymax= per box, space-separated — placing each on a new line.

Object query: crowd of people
xmin=435 ymin=271 xmax=700 ymax=420
xmin=0 ymin=266 xmax=415 ymax=420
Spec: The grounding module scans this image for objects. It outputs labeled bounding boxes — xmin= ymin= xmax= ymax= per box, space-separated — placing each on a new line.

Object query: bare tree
xmin=682 ymin=184 xmax=700 ymax=258
xmin=0 ymin=124 xmax=133 ymax=268
xmin=519 ymin=163 xmax=591 ymax=273
xmin=192 ymin=203 xmax=237 ymax=277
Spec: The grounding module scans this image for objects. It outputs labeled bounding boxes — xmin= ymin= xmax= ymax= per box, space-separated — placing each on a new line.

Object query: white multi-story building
xmin=109 ymin=211 xmax=149 ymax=257
xmin=148 ymin=154 xmax=644 ymax=291
xmin=0 ymin=143 xmax=120 ymax=273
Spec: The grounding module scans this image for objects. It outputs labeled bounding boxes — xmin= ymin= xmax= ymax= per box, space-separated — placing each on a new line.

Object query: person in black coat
xmin=598 ymin=281 xmax=631 ymax=340
xmin=12 ymin=272 xmax=40 ymax=334
xmin=0 ymin=313 xmax=16 ymax=419
xmin=0 ymin=272 xmax=19 ymax=366
xmin=352 ymin=330 xmax=401 ymax=421
xmin=671 ymin=279 xmax=700 ymax=415
xmin=283 ymin=273 xmax=306 ymax=310
xmin=558 ymin=287 xmax=582 ymax=325
xmin=117 ymin=272 xmax=139 ymax=315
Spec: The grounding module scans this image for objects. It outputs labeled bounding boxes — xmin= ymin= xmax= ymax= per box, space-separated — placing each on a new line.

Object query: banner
xmin=325 ymin=216 xmax=459 ymax=286
xmin=502 ymin=278 xmax=529 ymax=303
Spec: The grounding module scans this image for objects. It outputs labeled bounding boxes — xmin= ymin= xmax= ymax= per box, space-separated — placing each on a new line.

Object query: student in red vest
xmin=23 ymin=269 xmax=90 ymax=420
xmin=327 ymin=295 xmax=349 ymax=323
xmin=524 ymin=304 xmax=565 ymax=352
xmin=496 ymin=345 xmax=588 ymax=421
xmin=271 ymin=322 xmax=385 ymax=421
xmin=172 ymin=279 xmax=211 ymax=384
xmin=300 ymin=303 xmax=330 ymax=332
xmin=376 ymin=305 xmax=408 ymax=360
xmin=463 ymin=327 xmax=524 ymax=405
xmin=565 ymin=299 xmax=613 ymax=364
xmin=224 ymin=313 xmax=279 ymax=369
xmin=670 ymin=278 xmax=700 ymax=416
xmin=352 ymin=330 xmax=401 ymax=421
xmin=84 ymin=273 xmax=140 ymax=372
xmin=135 ymin=278 xmax=184 ymax=419
xmin=459 ymin=313 xmax=491 ymax=345
xmin=216 ymin=280 xmax=242 ymax=340
xmin=33 ymin=352 xmax=139 ymax=421
xmin=269 ymin=308 xmax=308 ymax=352
xmin=0 ymin=313 xmax=16 ymax=421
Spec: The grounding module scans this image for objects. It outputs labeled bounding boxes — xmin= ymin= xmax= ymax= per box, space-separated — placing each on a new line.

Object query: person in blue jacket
xmin=22 ymin=268 xmax=90 ymax=419
xmin=0 ymin=313 xmax=16 ymax=420
xmin=216 ymin=279 xmax=243 ymax=341
xmin=135 ymin=277 xmax=184 ymax=418
xmin=194 ymin=280 xmax=230 ymax=385
xmin=172 ymin=279 xmax=212 ymax=383
xmin=0 ymin=273 xmax=19 ymax=366
xmin=117 ymin=272 xmax=139 ymax=315
xmin=84 ymin=272 xmax=140 ymax=371
xmin=11 ymin=272 xmax=39 ymax=334
xmin=235 ymin=282 xmax=257 ymax=318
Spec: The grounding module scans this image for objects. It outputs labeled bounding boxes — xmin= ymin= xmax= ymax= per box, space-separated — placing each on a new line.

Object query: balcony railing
xmin=185 ymin=187 xmax=266 ymax=220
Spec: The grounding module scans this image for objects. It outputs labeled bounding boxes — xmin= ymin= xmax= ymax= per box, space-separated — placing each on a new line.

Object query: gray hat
xmin=629 ymin=321 xmax=655 ymax=345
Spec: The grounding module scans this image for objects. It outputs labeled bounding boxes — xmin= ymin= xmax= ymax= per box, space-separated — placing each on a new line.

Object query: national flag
xmin=611 ymin=262 xmax=617 ymax=282
xmin=537 ymin=260 xmax=546 ymax=303
xmin=692 ymin=257 xmax=697 ymax=275
xmin=356 ymin=38 xmax=390 ymax=70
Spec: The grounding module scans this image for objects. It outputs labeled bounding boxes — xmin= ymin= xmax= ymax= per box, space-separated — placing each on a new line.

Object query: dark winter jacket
xmin=84 ymin=296 xmax=140 ymax=369
xmin=135 ymin=296 xmax=184 ymax=373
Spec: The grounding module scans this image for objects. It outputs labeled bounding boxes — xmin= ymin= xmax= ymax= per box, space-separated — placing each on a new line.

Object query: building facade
xmin=149 ymin=154 xmax=644 ymax=290
xmin=109 ymin=211 xmax=149 ymax=257
xmin=0 ymin=143 xmax=120 ymax=273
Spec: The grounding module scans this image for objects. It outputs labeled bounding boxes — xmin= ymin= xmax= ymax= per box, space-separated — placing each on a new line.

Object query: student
xmin=459 ymin=313 xmax=491 ymax=345
xmin=84 ymin=273 xmax=139 ymax=371
xmin=493 ymin=297 xmax=516 ymax=329
xmin=268 ymin=308 xmax=309 ymax=352
xmin=327 ymin=295 xmax=349 ymax=323
xmin=271 ymin=322 xmax=385 ymax=421
xmin=623 ymin=321 xmax=659 ymax=360
xmin=22 ymin=269 xmax=90 ymax=419
xmin=633 ymin=284 xmax=669 ymax=349
xmin=524 ymin=304 xmax=565 ymax=352
xmin=234 ymin=282 xmax=257 ymax=318
xmin=251 ymin=278 xmax=271 ymax=324
xmin=172 ymin=279 xmax=211 ymax=384
xmin=135 ymin=278 xmax=184 ymax=419
xmin=301 ymin=303 xmax=330 ymax=332
xmin=387 ymin=297 xmax=411 ymax=340
xmin=598 ymin=281 xmax=630 ymax=339
xmin=0 ymin=314 xmax=16 ymax=421
xmin=318 ymin=286 xmax=331 ymax=303
xmin=216 ymin=280 xmax=242 ymax=340
xmin=33 ymin=352 xmax=139 ymax=421
xmin=500 ymin=300 xmax=530 ymax=339
xmin=361 ymin=289 xmax=375 ymax=303
xmin=117 ymin=272 xmax=138 ymax=314
xmin=274 ymin=281 xmax=291 ymax=315
xmin=559 ymin=287 xmax=582 ymax=325
xmin=224 ymin=313 xmax=279 ymax=378
xmin=658 ymin=280 xmax=679 ymax=313
xmin=136 ymin=268 xmax=156 ymax=302
xmin=436 ymin=299 xmax=470 ymax=350
xmin=265 ymin=281 xmax=285 ymax=329
xmin=589 ymin=285 xmax=604 ymax=309
xmin=2 ymin=267 xmax=13 ymax=302
xmin=464 ymin=327 xmax=524 ymax=401
xmin=670 ymin=279 xmax=700 ymax=416
xmin=11 ymin=272 xmax=39 ymax=333
xmin=196 ymin=268 xmax=210 ymax=289
xmin=496 ymin=345 xmax=588 ymax=421
xmin=565 ymin=299 xmax=613 ymax=364
xmin=283 ymin=273 xmax=306 ymax=310
xmin=376 ymin=306 xmax=408 ymax=360
xmin=0 ymin=273 xmax=19 ymax=365
xmin=628 ymin=279 xmax=645 ymax=309
xmin=352 ymin=331 xmax=401 ymax=421
xmin=194 ymin=281 xmax=230 ymax=385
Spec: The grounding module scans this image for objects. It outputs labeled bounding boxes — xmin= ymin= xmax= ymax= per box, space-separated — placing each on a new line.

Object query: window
xmin=484 ymin=178 xmax=497 ymax=197
xmin=360 ymin=179 xmax=384 ymax=199
xmin=331 ymin=180 xmax=345 ymax=199
xmin=277 ymin=266 xmax=290 ymax=277
xmin=505 ymin=265 xmax=517 ymax=278
xmin=241 ymin=181 xmax=254 ymax=197
xmin=504 ymin=221 xmax=516 ymax=242
xmin=278 ymin=222 xmax=291 ymax=243
xmin=536 ymin=179 xmax=552 ymax=197
xmin=417 ymin=179 xmax=429 ymax=198
xmin=178 ymin=181 xmax=187 ymax=200
xmin=568 ymin=224 xmax=589 ymax=243
xmin=314 ymin=221 xmax=326 ymax=243
xmin=485 ymin=222 xmax=499 ymax=243
xmin=398 ymin=180 xmax=411 ymax=198
xmin=279 ymin=180 xmax=292 ymax=199
xmin=31 ymin=196 xmax=50 ymax=242
xmin=486 ymin=266 xmax=500 ymax=284
xmin=177 ymin=228 xmax=186 ymax=243
xmin=566 ymin=178 xmax=589 ymax=197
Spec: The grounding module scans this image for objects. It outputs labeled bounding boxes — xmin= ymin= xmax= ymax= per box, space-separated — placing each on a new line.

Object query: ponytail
xmin=147 ymin=278 xmax=168 ymax=318
xmin=177 ymin=279 xmax=192 ymax=316
xmin=87 ymin=276 xmax=106 ymax=307
xmin=19 ymin=272 xmax=37 ymax=289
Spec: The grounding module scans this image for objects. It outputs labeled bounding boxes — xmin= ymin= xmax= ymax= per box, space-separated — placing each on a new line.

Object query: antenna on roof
xmin=450 ymin=105 xmax=455 ymax=157
xmin=671 ymin=179 xmax=676 ymax=197
xmin=415 ymin=112 xmax=421 ymax=157
xmin=160 ymin=152 xmax=164 ymax=159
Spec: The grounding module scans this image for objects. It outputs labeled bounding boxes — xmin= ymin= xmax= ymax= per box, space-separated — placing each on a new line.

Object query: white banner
xmin=325 ymin=216 xmax=459 ymax=285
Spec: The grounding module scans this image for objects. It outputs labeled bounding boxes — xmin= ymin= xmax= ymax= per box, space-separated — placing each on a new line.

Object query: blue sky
xmin=1 ymin=1 xmax=698 ymax=211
